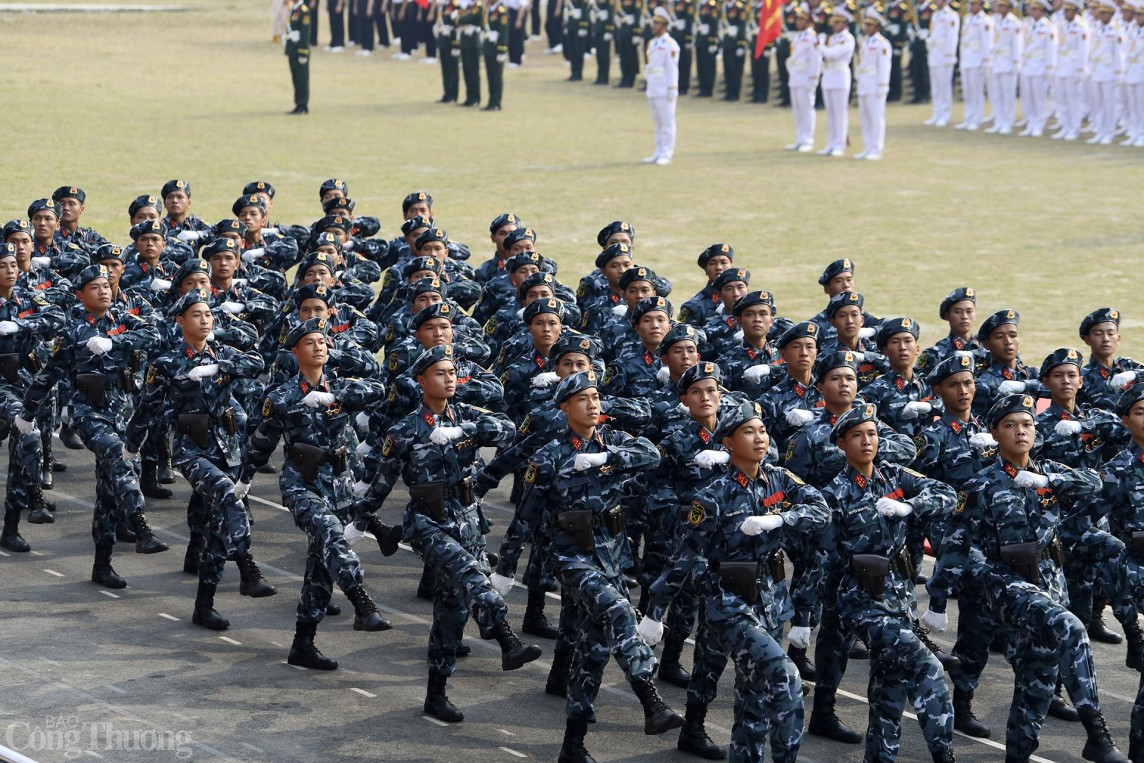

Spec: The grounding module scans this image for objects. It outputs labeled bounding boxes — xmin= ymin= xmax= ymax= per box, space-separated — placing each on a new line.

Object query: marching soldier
xmin=1078 ymin=307 xmax=1141 ymax=411
xmin=286 ymin=0 xmax=313 ymax=114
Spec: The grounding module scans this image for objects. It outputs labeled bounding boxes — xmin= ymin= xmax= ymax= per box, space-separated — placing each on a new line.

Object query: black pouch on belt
xmin=176 ymin=413 xmax=211 ymax=449
xmin=1132 ymin=531 xmax=1144 ymax=554
xmin=287 ymin=442 xmax=325 ymax=484
xmin=719 ymin=561 xmax=761 ymax=604
xmin=0 ymin=354 xmax=21 ymax=384
xmin=557 ymin=509 xmax=595 ymax=553
xmin=999 ymin=541 xmax=1040 ymax=585
xmin=410 ymin=482 xmax=446 ymax=521
xmin=768 ymin=549 xmax=786 ymax=583
xmin=221 ymin=408 xmax=237 ymax=436
xmin=74 ymin=373 xmax=108 ymax=408
xmin=851 ymin=554 xmax=891 ymax=601
xmin=329 ymin=446 xmax=347 ymax=475
xmin=605 ymin=506 xmax=625 ymax=535
xmin=896 ymin=547 xmax=915 ymax=581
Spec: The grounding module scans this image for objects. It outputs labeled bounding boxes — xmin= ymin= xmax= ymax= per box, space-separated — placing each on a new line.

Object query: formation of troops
xmin=5 ymin=179 xmax=1144 ymax=763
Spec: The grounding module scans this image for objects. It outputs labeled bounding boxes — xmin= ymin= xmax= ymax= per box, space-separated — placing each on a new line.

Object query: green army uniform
xmin=437 ymin=0 xmax=462 ymax=103
xmin=695 ymin=0 xmax=720 ymax=96
xmin=458 ymin=0 xmax=485 ymax=106
xmin=883 ymin=0 xmax=911 ymax=101
xmin=591 ymin=0 xmax=616 ymax=83
xmin=286 ymin=0 xmax=313 ymax=114
xmin=484 ymin=0 xmax=510 ymax=109
xmin=721 ymin=0 xmax=749 ymax=100
xmin=565 ymin=0 xmax=591 ymax=80
xmin=615 ymin=0 xmax=644 ymax=87
xmin=748 ymin=0 xmax=773 ymax=102
xmin=671 ymin=0 xmax=696 ymax=93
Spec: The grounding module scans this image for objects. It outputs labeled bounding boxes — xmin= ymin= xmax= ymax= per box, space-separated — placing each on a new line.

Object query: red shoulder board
xmin=853 ymin=472 xmax=867 ymax=488
xmin=735 ymin=471 xmax=749 ymax=488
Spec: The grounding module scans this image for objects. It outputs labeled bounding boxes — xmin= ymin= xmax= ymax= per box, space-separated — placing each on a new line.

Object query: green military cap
xmin=875 ymin=317 xmax=920 ymax=349
xmin=410 ymin=344 xmax=455 ymax=377
xmin=285 ymin=317 xmax=330 ymax=350
xmin=977 ymin=309 xmax=1019 ymax=341
xmin=1038 ymin=347 xmax=1083 ymax=379
xmin=553 ymin=370 xmax=600 ymax=405
xmin=987 ymin=393 xmax=1037 ymax=428
xmin=825 ymin=290 xmax=864 ymax=319
xmin=831 ymin=402 xmax=879 ymax=440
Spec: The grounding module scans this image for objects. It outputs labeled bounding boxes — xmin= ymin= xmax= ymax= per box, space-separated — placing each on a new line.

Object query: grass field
xmin=2 ymin=0 xmax=1141 ymax=358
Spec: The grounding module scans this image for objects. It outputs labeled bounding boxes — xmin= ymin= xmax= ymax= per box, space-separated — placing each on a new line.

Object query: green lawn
xmin=2 ymin=0 xmax=1141 ymax=356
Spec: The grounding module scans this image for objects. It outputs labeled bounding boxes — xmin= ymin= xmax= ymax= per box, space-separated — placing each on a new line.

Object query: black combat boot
xmin=183 ymin=532 xmax=203 ymax=575
xmin=1090 ymin=603 xmax=1124 ymax=644
xmin=156 ymin=434 xmax=176 ymax=484
xmin=546 ymin=649 xmax=571 ymax=697
xmin=140 ymin=461 xmax=173 ymax=499
xmin=915 ymin=622 xmax=961 ymax=670
xmin=423 ymin=672 xmax=464 ymax=722
xmin=27 ymin=479 xmax=54 ymax=524
xmin=522 ymin=587 xmax=560 ymax=639
xmin=630 ymin=676 xmax=685 ymax=735
xmin=787 ymin=645 xmax=817 ymax=682
xmin=345 ymin=586 xmax=392 ymax=631
xmin=129 ymin=512 xmax=169 ymax=554
xmin=677 ymin=701 xmax=727 ymax=759
xmin=287 ymin=621 xmax=338 ymax=670
xmin=40 ymin=438 xmax=54 ymax=490
xmin=1128 ymin=733 xmax=1144 ymax=763
xmin=60 ymin=422 xmax=83 ymax=450
xmin=1124 ymin=618 xmax=1144 ymax=672
xmin=365 ymin=516 xmax=401 ymax=556
xmin=808 ymin=688 xmax=863 ymax=743
xmin=91 ymin=543 xmax=126 ymax=589
xmin=953 ymin=687 xmax=991 ymax=737
xmin=0 ymin=506 xmax=30 ymax=552
xmin=191 ymin=581 xmax=230 ymax=630
xmin=849 ymin=640 xmax=870 ymax=659
xmin=657 ymin=630 xmax=692 ymax=688
xmin=1078 ymin=705 xmax=1130 ymax=763
xmin=558 ymin=718 xmax=597 ymax=763
xmin=931 ymin=749 xmax=956 ymax=763
xmin=1049 ymin=677 xmax=1080 ymax=722
xmin=416 ymin=564 xmax=435 ymax=600
xmin=492 ymin=622 xmax=542 ymax=670
xmin=116 ymin=515 xmax=137 ymax=543
xmin=235 ymin=552 xmax=277 ymax=597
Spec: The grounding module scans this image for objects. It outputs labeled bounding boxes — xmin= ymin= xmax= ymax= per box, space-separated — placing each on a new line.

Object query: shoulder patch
xmin=784 ymin=468 xmax=805 ymax=485
xmin=955 ymin=491 xmax=967 ymax=513
xmin=688 ymin=501 xmax=706 ymax=526
xmin=913 ymin=435 xmax=925 ymax=453
xmin=381 ymin=435 xmax=394 ymax=456
xmin=261 ymin=397 xmax=273 ymax=417
xmin=784 ymin=440 xmax=797 ymax=462
xmin=602 ymin=367 xmax=614 ymax=386
xmin=388 ymin=354 xmax=400 ymax=372
xmin=484 ymin=317 xmax=498 ymax=336
xmin=525 ymin=461 xmax=539 ymax=484
xmin=51 ymin=337 xmax=61 ymax=355
xmin=519 ymin=415 xmax=531 ymax=434
xmin=146 ymin=366 xmax=156 ymax=385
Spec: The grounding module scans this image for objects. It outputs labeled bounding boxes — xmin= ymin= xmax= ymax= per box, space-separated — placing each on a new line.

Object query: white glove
xmin=30 ymin=256 xmax=51 ymax=269
xmin=14 ymin=416 xmax=36 ymax=436
xmin=902 ymin=401 xmax=932 ymax=419
xmin=355 ymin=411 xmax=371 ymax=429
xmin=921 ymin=609 xmax=948 ymax=632
xmin=490 ymin=572 xmax=514 ymax=596
xmin=1014 ymin=470 xmax=1049 ymax=489
xmin=430 ymin=426 xmax=465 ymax=445
xmin=1112 ymin=370 xmax=1137 ymax=390
xmin=302 ymin=390 xmax=336 ymax=408
xmin=0 ymin=321 xmax=19 ymax=336
xmin=516 ymin=307 xmax=526 ymax=320
xmin=656 ymin=366 xmax=671 ymax=384
xmin=726 ymin=23 xmax=739 ymax=35
xmin=353 ymin=480 xmax=371 ymax=499
xmin=344 ymin=522 xmax=366 ymax=547
xmin=232 ymin=278 xmax=249 ymax=288
xmin=220 ymin=301 xmax=246 ymax=315
xmin=532 ymin=371 xmax=559 ymax=388
xmin=876 ymin=497 xmax=913 ymax=517
xmin=788 ymin=626 xmax=812 ymax=649
xmin=698 ymin=22 xmax=710 ymax=34
xmin=205 ymin=331 xmax=215 ymax=342
xmin=785 ymin=408 xmax=815 ymax=426
xmin=744 ymin=364 xmax=771 ymax=382
xmin=858 ymin=327 xmax=876 ymax=339
xmin=1054 ymin=419 xmax=1083 ymax=436
xmin=487 ymin=29 xmax=500 ymax=42
xmin=692 ymin=450 xmax=731 ymax=468
xmin=998 ymin=380 xmax=1027 ymax=394
xmin=288 ymin=29 xmax=302 ymax=42
xmin=242 ymin=248 xmax=265 ymax=264
xmin=574 ymin=452 xmax=608 ymax=471
xmin=612 ymin=303 xmax=628 ymax=317
xmin=740 ymin=514 xmax=783 ymax=535
xmin=176 ymin=230 xmax=203 ymax=243
xmin=355 ymin=440 xmax=370 ymax=459
xmin=86 ymin=336 xmax=113 ymax=355
xmin=850 ymin=350 xmax=867 ymax=361
xmin=636 ymin=616 xmax=664 ymax=646
xmin=496 ymin=52 xmax=508 ymax=63
xmin=149 ymin=277 xmax=172 ymax=292
xmin=233 ymin=480 xmax=251 ymax=500
xmin=969 ymin=432 xmax=997 ymax=448
xmin=261 ymin=227 xmax=280 ymax=237
xmin=187 ymin=363 xmax=218 ymax=381
xmin=733 ymin=329 xmax=745 ymax=342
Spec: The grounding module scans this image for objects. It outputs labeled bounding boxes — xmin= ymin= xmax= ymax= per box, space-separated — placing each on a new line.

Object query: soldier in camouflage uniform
xmin=601 ymin=296 xmax=672 ymax=398
xmin=355 ymin=344 xmax=541 ymax=722
xmin=700 ymin=266 xmax=750 ymax=360
xmin=818 ymin=291 xmax=888 ymax=388
xmin=1077 ymin=307 xmax=1142 ymax=412
xmin=920 ymin=393 xmax=1129 ymax=763
xmin=971 ymin=309 xmax=1046 ymax=419
xmin=645 ymin=395 xmax=829 ymax=761
xmin=809 ymin=403 xmax=957 ymax=763
xmin=720 ymin=290 xmax=782 ymax=400
xmin=916 ymin=287 xmax=986 ymax=375
xmin=237 ymin=318 xmax=393 ymax=672
xmin=125 ymin=289 xmax=276 ymax=630
xmin=761 ymin=320 xmax=822 ymax=453
xmin=508 ymin=371 xmax=683 ymax=761
xmin=17 ymin=265 xmax=167 ymax=587
xmin=677 ymin=243 xmax=734 ymax=328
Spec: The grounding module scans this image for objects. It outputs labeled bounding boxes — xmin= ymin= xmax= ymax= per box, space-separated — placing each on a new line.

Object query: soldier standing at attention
xmin=484 ymin=0 xmax=510 ymax=109
xmin=673 ymin=0 xmax=696 ymax=92
xmin=818 ymin=5 xmax=856 ymax=156
xmin=435 ymin=0 xmax=461 ymax=102
xmin=694 ymin=0 xmax=721 ymax=95
xmin=644 ymin=8 xmax=681 ymax=165
xmin=286 ymin=0 xmax=313 ymax=114
xmin=458 ymin=0 xmax=485 ymax=105
xmin=721 ymin=0 xmax=750 ymax=100
xmin=785 ymin=3 xmax=821 ymax=151
xmin=883 ymin=0 xmax=910 ymax=100
xmin=855 ymin=7 xmax=892 ymax=160
xmin=923 ymin=0 xmax=959 ymax=126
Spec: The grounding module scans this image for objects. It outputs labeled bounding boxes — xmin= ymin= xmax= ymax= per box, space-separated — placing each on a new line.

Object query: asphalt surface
xmin=0 ymin=441 xmax=1137 ymax=763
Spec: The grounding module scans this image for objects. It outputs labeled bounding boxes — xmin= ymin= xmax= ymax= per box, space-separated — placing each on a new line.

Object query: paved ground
xmin=1 ymin=442 xmax=1139 ymax=762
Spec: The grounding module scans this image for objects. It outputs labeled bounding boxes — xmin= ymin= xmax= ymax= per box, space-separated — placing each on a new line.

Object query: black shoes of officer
xmin=522 ymin=588 xmax=560 ymax=639
xmin=288 ymin=621 xmax=338 ymax=670
xmin=630 ymin=677 xmax=685 ymax=735
xmin=482 ymin=104 xmax=501 ymax=111
xmin=678 ymin=701 xmax=727 ymax=759
xmin=657 ymin=632 xmax=692 ymax=689
xmin=546 ymin=650 xmax=570 ymax=697
xmin=131 ymin=513 xmax=169 ymax=554
xmin=808 ymin=690 xmax=863 ymax=743
xmin=460 ymin=99 xmax=479 ymax=107
xmin=915 ymin=623 xmax=960 ymax=670
xmin=192 ymin=582 xmax=230 ymax=630
xmin=787 ymin=645 xmax=817 ymax=682
xmin=345 ymin=586 xmax=391 ymax=631
xmin=953 ymin=687 xmax=991 ymax=738
xmin=0 ymin=509 xmax=29 ymax=552
xmin=558 ymin=718 xmax=597 ymax=763
xmin=183 ymin=533 xmax=202 ymax=575
xmin=416 ymin=564 xmax=435 ymax=600
xmin=27 ymin=479 xmax=54 ymax=524
xmin=236 ymin=552 xmax=277 ymax=597
xmin=492 ymin=622 xmax=542 ymax=670
xmin=91 ymin=543 xmax=126 ymax=589
xmin=1129 ymin=734 xmax=1144 ymax=763
xmin=286 ymin=106 xmax=308 ymax=115
xmin=424 ymin=673 xmax=464 ymax=723
xmin=1078 ymin=706 xmax=1130 ymax=763
xmin=366 ymin=516 xmax=402 ymax=556
xmin=1090 ymin=605 xmax=1124 ymax=645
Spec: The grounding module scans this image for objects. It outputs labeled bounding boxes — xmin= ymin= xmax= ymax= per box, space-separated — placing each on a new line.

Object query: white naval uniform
xmin=856 ymin=29 xmax=892 ymax=156
xmin=645 ymin=31 xmax=681 ymax=161
xmin=820 ymin=29 xmax=856 ymax=153
xmin=927 ymin=5 xmax=960 ymax=125
xmin=1021 ymin=16 xmax=1058 ymax=134
xmin=788 ymin=27 xmax=823 ymax=147
xmin=1123 ymin=18 xmax=1144 ymax=142
xmin=1055 ymin=12 xmax=1091 ymax=137
xmin=990 ymin=11 xmax=1023 ymax=132
xmin=1091 ymin=18 xmax=1126 ymax=141
xmin=959 ymin=10 xmax=994 ymax=128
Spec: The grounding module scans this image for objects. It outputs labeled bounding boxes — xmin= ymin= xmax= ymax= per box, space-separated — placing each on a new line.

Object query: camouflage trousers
xmin=179 ymin=457 xmax=251 ymax=586
xmin=406 ymin=512 xmax=507 ymax=677
xmin=787 ymin=528 xmax=825 ymax=628
xmin=1112 ymin=549 xmax=1144 ymax=746
xmin=559 ymin=565 xmax=658 ymax=722
xmin=281 ymin=478 xmax=364 ymax=625
xmin=0 ymin=390 xmax=42 ymax=515
xmin=983 ymin=565 xmax=1101 ymax=761
xmin=948 ymin=576 xmax=1005 ymax=692
xmin=77 ymin=414 xmax=145 ymax=546
xmin=708 ymin=595 xmax=804 ymax=763
xmin=1066 ymin=526 xmax=1130 ymax=628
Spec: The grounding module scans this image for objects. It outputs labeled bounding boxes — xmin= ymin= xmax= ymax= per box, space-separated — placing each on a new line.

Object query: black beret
xmin=831 ymin=402 xmax=880 ymax=440
xmin=927 ymin=352 xmax=976 ymax=386
xmin=401 ymin=215 xmax=433 ymax=237
xmin=825 ymin=290 xmax=864 ymax=319
xmin=52 ymin=186 xmax=85 ymax=204
xmin=594 ymin=242 xmax=634 ymax=269
xmin=517 ymin=271 xmax=556 ymax=300
xmin=939 ymin=287 xmax=976 ymax=319
xmin=409 ymin=276 xmax=447 ymax=298
xmin=299 ymin=251 xmax=338 ymax=275
xmin=814 ymin=349 xmax=860 ymax=383
xmin=619 ymin=265 xmax=657 ymax=291
xmin=402 ymin=191 xmax=433 ymax=213
xmin=322 ymin=196 xmax=354 ymax=215
xmin=732 ymin=290 xmax=776 ymax=317
xmin=284 ymin=317 xmax=331 ymax=350
xmin=411 ymin=302 xmax=457 ymax=330
xmin=506 ymin=251 xmax=545 ymax=274
xmin=714 ymin=394 xmax=765 ymax=440
xmin=778 ymin=320 xmax=821 ymax=349
xmin=92 ymin=243 xmax=125 ymax=263
xmin=242 ymin=180 xmax=276 ymax=198
xmin=2 ymin=219 xmax=32 ymax=241
xmin=294 ymin=283 xmax=336 ymax=308
xmin=875 ymin=317 xmax=921 ymax=348
xmin=173 ymin=258 xmax=212 ymax=286
xmin=1079 ymin=307 xmax=1121 ymax=338
xmin=27 ymin=199 xmax=61 ymax=219
xmin=977 ymin=309 xmax=1020 ymax=341
xmin=712 ymin=267 xmax=751 ymax=291
xmin=523 ymin=297 xmax=566 ymax=323
xmin=697 ymin=243 xmax=734 ymax=267
xmin=170 ymin=288 xmax=212 ymax=317
xmin=489 ymin=212 xmax=519 ymax=234
xmin=313 ymin=231 xmax=343 ymax=252
xmin=1039 ymin=347 xmax=1083 ymax=378
xmin=203 ymin=238 xmax=240 ymax=258
xmin=130 ymin=219 xmax=169 ymax=241
xmin=214 ymin=218 xmax=247 ymax=238
xmin=161 ymin=179 xmax=191 ymax=198
xmin=554 ymin=370 xmax=600 ymax=405
xmin=818 ymin=257 xmax=855 ymax=286
xmin=550 ymin=334 xmax=602 ymax=363
xmin=0 ymin=243 xmax=16 ymax=261
xmin=1116 ymin=382 xmax=1144 ymax=417
xmin=232 ymin=194 xmax=266 ymax=217
xmin=677 ymin=360 xmax=722 ymax=393
xmin=415 ymin=227 xmax=449 ymax=251
xmin=503 ymin=227 xmax=537 ymax=249
xmin=317 ymin=214 xmax=353 ymax=234
xmin=74 ymin=264 xmax=111 ymax=289
xmin=657 ymin=322 xmax=704 ymax=356
xmin=128 ymin=195 xmax=161 ymax=219
xmin=319 ymin=178 xmax=348 ymax=198
xmin=987 ymin=393 xmax=1038 ymax=428
xmin=409 ymin=344 xmax=456 ymax=377
xmin=403 ymin=256 xmax=443 ymax=279
xmin=596 ymin=220 xmax=635 ymax=248
xmin=632 ymin=296 xmax=672 ymax=324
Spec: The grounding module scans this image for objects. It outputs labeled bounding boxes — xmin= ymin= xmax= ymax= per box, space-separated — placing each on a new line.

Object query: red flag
xmin=415 ymin=0 xmax=430 ymax=8
xmin=754 ymin=0 xmax=783 ymax=59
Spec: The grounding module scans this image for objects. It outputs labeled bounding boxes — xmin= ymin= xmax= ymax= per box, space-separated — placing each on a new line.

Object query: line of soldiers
xmin=6 ymin=180 xmax=1144 ymax=762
